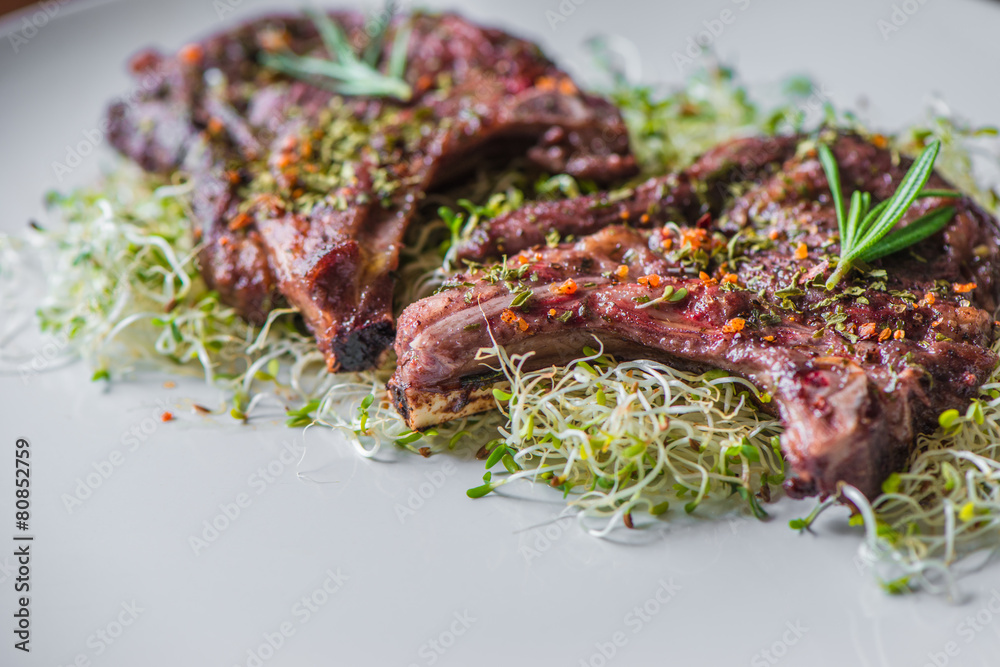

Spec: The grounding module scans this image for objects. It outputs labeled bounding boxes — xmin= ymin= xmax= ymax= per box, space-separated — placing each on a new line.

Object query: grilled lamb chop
xmin=389 ymin=133 xmax=1000 ymax=500
xmin=453 ymin=134 xmax=801 ymax=262
xmin=106 ymin=11 xmax=636 ymax=370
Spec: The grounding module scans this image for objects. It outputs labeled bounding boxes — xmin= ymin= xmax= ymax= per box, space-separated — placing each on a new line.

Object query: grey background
xmin=2 ymin=1 xmax=1000 ymax=666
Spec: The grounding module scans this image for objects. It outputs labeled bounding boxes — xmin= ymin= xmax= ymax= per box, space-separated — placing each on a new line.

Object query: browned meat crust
xmin=106 ymin=11 xmax=637 ymax=370
xmin=389 ymin=133 xmax=1000 ymax=500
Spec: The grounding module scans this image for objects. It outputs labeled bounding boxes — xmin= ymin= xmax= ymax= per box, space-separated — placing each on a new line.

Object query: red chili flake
xmin=549 ymin=278 xmax=578 ymax=295
xmin=128 ymin=49 xmax=160 ymax=73
xmin=859 ymin=323 xmax=878 ymax=339
xmin=763 ymin=335 xmax=776 ymax=342
xmin=722 ymin=318 xmax=746 ymax=334
xmin=722 ymin=273 xmax=739 ymax=285
xmin=160 ymin=412 xmax=174 ymax=422
xmin=794 ymin=243 xmax=809 ymax=260
xmin=637 ymin=274 xmax=661 ymax=288
xmin=893 ymin=329 xmax=905 ymax=340
xmin=501 ymin=309 xmax=529 ymax=332
xmin=918 ymin=292 xmax=937 ymax=307
xmin=680 ymin=228 xmax=708 ymax=250
xmin=953 ymin=282 xmax=976 ymax=293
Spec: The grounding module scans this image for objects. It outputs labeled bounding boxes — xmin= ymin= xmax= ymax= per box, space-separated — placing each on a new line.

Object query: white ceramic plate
xmin=3 ymin=1 xmax=1000 ymax=665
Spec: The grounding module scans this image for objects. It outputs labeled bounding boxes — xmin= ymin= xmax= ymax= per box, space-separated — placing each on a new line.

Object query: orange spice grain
xmin=178 ymin=43 xmax=204 ymax=66
xmin=160 ymin=412 xmax=174 ymax=422
xmin=518 ymin=255 xmax=531 ymax=265
xmin=661 ymin=237 xmax=674 ymax=251
xmin=763 ymin=335 xmax=775 ymax=342
xmin=722 ymin=318 xmax=746 ymax=334
xmin=258 ymin=29 xmax=289 ymax=52
xmin=548 ymin=309 xmax=557 ymax=317
xmin=794 ymin=243 xmax=808 ymax=260
xmin=953 ymin=282 xmax=977 ymax=293
xmin=637 ymin=274 xmax=662 ymax=288
xmin=872 ymin=134 xmax=889 ymax=149
xmin=893 ymin=330 xmax=905 ymax=340
xmin=640 ymin=213 xmax=650 ymax=224
xmin=681 ymin=228 xmax=708 ymax=250
xmin=549 ymin=278 xmax=578 ymax=295
xmin=615 ymin=264 xmax=629 ymax=279
xmin=228 ymin=213 xmax=252 ymax=231
xmin=768 ymin=229 xmax=781 ymax=241
xmin=722 ymin=273 xmax=739 ymax=285
xmin=501 ymin=310 xmax=529 ymax=332
xmin=416 ymin=74 xmax=434 ymax=92
xmin=535 ymin=75 xmax=556 ymax=91
xmin=878 ymin=328 xmax=892 ymax=342
xmin=206 ymin=117 xmax=224 ymax=135
xmin=557 ymin=78 xmax=578 ymax=95
xmin=163 ymin=381 xmax=176 ymax=389
xmin=919 ymin=292 xmax=936 ymax=307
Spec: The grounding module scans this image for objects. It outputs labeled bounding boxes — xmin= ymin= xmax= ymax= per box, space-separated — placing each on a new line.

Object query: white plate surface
xmin=3 ymin=1 xmax=1000 ymax=665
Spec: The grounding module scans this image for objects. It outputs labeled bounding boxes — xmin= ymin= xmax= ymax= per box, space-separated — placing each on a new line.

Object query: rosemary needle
xmin=820 ymin=139 xmax=956 ymax=289
xmin=259 ymin=8 xmax=413 ymax=101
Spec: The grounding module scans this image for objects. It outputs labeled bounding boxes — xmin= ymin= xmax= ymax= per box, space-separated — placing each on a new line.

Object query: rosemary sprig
xmin=259 ymin=8 xmax=412 ymax=101
xmin=820 ymin=139 xmax=958 ymax=290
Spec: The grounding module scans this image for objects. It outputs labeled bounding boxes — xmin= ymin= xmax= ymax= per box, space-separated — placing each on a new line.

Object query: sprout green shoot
xmin=4 ymin=63 xmax=1000 ymax=596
